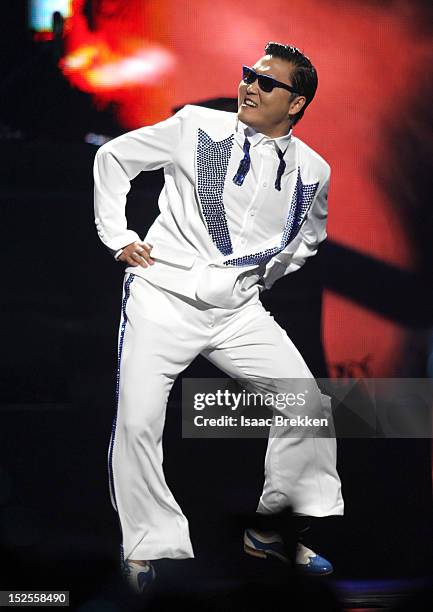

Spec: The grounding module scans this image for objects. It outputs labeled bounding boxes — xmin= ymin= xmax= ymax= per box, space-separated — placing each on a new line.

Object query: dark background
xmin=0 ymin=2 xmax=432 ymax=610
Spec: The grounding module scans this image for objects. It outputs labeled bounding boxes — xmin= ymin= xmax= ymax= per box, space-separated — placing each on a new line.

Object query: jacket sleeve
xmin=262 ymin=166 xmax=330 ymax=290
xmin=93 ymin=104 xmax=191 ymax=257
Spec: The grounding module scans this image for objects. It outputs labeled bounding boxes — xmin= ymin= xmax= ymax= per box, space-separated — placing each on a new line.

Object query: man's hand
xmin=117 ymin=241 xmax=155 ymax=267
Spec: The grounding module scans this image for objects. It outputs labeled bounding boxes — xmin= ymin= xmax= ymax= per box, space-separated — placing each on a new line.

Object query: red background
xmin=61 ymin=0 xmax=433 ymax=377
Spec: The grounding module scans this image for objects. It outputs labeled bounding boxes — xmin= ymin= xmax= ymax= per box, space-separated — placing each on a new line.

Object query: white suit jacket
xmin=93 ymin=104 xmax=330 ymax=308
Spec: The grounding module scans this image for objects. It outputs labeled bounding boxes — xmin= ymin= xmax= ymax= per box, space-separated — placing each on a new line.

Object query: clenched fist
xmin=117 ymin=241 xmax=155 ymax=268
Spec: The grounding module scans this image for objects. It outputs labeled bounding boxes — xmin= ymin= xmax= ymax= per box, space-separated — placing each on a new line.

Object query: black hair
xmin=264 ymin=42 xmax=318 ymax=126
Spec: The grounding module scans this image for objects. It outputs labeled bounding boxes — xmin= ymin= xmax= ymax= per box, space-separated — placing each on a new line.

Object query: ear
xmin=288 ymin=95 xmax=306 ymax=119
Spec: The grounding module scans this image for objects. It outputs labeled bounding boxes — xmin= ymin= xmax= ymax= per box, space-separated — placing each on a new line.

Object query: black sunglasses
xmin=242 ymin=65 xmax=300 ymax=94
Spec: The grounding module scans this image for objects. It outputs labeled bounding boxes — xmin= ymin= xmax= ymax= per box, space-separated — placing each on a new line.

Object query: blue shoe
xmin=122 ymin=559 xmax=156 ymax=593
xmin=244 ymin=528 xmax=334 ymax=576
xmin=295 ymin=542 xmax=334 ymax=576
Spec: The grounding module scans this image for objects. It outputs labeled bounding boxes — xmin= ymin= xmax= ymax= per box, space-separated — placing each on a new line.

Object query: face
xmin=237 ymin=55 xmax=306 ymax=138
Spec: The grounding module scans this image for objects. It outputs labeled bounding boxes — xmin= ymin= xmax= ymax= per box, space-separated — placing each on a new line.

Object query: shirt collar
xmin=235 ymin=116 xmax=292 ymax=153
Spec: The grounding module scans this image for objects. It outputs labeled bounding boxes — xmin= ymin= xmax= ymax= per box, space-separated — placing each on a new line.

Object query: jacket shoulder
xmin=180 ymin=104 xmax=236 ymax=119
xmin=176 ymin=104 xmax=236 ymax=130
xmin=293 ymin=135 xmax=331 ymax=178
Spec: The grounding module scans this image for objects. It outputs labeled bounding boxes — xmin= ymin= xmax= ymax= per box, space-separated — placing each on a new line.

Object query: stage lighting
xmin=28 ymin=0 xmax=72 ymax=41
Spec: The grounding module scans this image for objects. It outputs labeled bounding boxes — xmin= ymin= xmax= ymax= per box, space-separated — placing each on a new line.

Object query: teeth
xmin=244 ymin=99 xmax=257 ymax=107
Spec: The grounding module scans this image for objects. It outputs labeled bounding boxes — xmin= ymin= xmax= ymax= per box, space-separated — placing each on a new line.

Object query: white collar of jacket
xmin=235 ymin=116 xmax=293 ymax=153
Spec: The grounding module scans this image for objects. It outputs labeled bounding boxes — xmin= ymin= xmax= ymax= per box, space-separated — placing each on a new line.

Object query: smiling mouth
xmin=242 ymin=98 xmax=258 ymax=108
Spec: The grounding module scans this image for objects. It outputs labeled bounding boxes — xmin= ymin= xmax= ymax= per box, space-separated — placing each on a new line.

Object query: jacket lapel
xmin=195 ymin=127 xmax=235 ymax=256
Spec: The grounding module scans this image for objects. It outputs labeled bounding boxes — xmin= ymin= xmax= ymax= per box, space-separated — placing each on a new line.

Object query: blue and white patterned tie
xmin=275 ymin=145 xmax=289 ymax=191
xmin=232 ymin=135 xmax=251 ymax=186
xmin=233 ymin=135 xmax=288 ymax=190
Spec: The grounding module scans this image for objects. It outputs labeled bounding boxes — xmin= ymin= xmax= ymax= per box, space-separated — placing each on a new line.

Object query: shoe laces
xmin=298 ymin=542 xmax=314 ymax=554
xmin=296 ymin=542 xmax=316 ymax=563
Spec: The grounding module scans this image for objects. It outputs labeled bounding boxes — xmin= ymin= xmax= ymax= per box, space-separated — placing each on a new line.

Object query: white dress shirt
xmin=226 ymin=119 xmax=293 ymax=253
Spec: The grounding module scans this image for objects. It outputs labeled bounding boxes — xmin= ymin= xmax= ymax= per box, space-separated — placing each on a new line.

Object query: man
xmin=94 ymin=42 xmax=344 ymax=593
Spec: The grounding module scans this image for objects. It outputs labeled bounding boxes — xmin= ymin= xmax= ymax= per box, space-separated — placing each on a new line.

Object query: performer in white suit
xmin=93 ymin=42 xmax=344 ymax=592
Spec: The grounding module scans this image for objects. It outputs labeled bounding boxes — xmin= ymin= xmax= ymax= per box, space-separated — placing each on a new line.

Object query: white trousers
xmin=108 ymin=272 xmax=344 ymax=562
